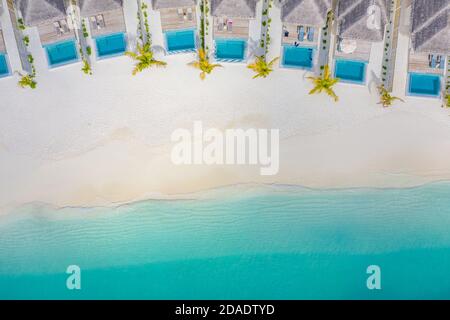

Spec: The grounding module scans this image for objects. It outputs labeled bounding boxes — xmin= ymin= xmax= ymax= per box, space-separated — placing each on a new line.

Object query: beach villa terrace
xmin=15 ymin=0 xmax=80 ymax=68
xmin=211 ymin=0 xmax=258 ymax=62
xmin=79 ymin=0 xmax=127 ymax=59
xmin=334 ymin=0 xmax=389 ymax=84
xmin=280 ymin=0 xmax=331 ymax=70
xmin=406 ymin=0 xmax=449 ymax=98
xmin=152 ymin=0 xmax=198 ymax=53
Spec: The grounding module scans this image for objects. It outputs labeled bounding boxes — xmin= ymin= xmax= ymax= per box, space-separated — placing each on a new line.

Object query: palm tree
xmin=307 ymin=65 xmax=339 ymax=101
xmin=247 ymin=56 xmax=279 ymax=79
xmin=81 ymin=59 xmax=92 ymax=75
xmin=188 ymin=48 xmax=222 ymax=80
xmin=377 ymin=85 xmax=404 ymax=107
xmin=125 ymin=42 xmax=167 ymax=75
xmin=17 ymin=72 xmax=37 ymax=89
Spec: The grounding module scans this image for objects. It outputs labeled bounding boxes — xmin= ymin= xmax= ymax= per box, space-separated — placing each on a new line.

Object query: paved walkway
xmin=381 ymin=0 xmax=401 ymax=90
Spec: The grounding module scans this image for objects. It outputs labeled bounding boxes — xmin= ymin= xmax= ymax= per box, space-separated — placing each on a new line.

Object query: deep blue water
xmin=334 ymin=59 xmax=367 ymax=83
xmin=1 ymin=183 xmax=450 ymax=299
xmin=215 ymin=39 xmax=246 ymax=60
xmin=95 ymin=33 xmax=127 ymax=58
xmin=165 ymin=29 xmax=196 ymax=52
xmin=282 ymin=46 xmax=313 ymax=69
xmin=0 ymin=53 xmax=9 ymax=76
xmin=45 ymin=39 xmax=78 ymax=67
xmin=408 ymin=73 xmax=441 ymax=96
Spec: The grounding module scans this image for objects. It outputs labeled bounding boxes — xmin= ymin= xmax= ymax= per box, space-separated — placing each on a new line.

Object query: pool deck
xmin=334 ymin=39 xmax=372 ymax=61
xmin=88 ymin=8 xmax=127 ymax=37
xmin=37 ymin=20 xmax=76 ymax=46
xmin=159 ymin=6 xmax=197 ymax=32
xmin=0 ymin=30 xmax=5 ymax=52
xmin=281 ymin=23 xmax=319 ymax=47
xmin=408 ymin=52 xmax=446 ymax=75
xmin=213 ymin=17 xmax=249 ymax=40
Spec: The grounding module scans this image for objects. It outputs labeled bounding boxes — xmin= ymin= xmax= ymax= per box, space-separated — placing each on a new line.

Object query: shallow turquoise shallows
xmin=1 ymin=183 xmax=450 ymax=299
xmin=95 ymin=33 xmax=127 ymax=58
xmin=282 ymin=46 xmax=313 ymax=69
xmin=215 ymin=38 xmax=246 ymax=61
xmin=0 ymin=53 xmax=10 ymax=77
xmin=45 ymin=40 xmax=78 ymax=67
xmin=408 ymin=73 xmax=441 ymax=96
xmin=335 ymin=59 xmax=367 ymax=83
xmin=165 ymin=29 xmax=196 ymax=52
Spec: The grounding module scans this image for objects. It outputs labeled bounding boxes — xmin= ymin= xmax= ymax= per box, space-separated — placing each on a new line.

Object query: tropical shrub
xmin=307 ymin=65 xmax=339 ymax=101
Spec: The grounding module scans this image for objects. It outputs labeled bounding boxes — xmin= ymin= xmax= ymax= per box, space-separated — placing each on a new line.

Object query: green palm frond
xmin=126 ymin=42 xmax=167 ymax=75
xmin=188 ymin=48 xmax=222 ymax=80
xmin=17 ymin=73 xmax=37 ymax=89
xmin=307 ymin=65 xmax=339 ymax=102
xmin=247 ymin=56 xmax=279 ymax=79
xmin=377 ymin=85 xmax=404 ymax=107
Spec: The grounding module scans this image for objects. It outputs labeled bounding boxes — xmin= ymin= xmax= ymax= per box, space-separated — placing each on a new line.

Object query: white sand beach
xmin=1 ymin=50 xmax=450 ymax=215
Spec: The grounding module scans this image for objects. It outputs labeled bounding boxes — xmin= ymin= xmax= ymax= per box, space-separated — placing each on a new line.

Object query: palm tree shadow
xmin=151 ymin=45 xmax=167 ymax=57
xmin=247 ymin=38 xmax=264 ymax=59
xmin=301 ymin=68 xmax=313 ymax=81
xmin=368 ymin=70 xmax=382 ymax=94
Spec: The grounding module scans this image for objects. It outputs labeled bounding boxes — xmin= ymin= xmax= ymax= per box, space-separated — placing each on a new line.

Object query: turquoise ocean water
xmin=1 ymin=183 xmax=450 ymax=300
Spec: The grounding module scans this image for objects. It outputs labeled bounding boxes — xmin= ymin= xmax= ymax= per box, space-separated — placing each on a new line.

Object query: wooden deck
xmin=38 ymin=20 xmax=76 ymax=46
xmin=408 ymin=52 xmax=446 ymax=75
xmin=281 ymin=23 xmax=319 ymax=47
xmin=89 ymin=8 xmax=127 ymax=37
xmin=159 ymin=6 xmax=197 ymax=32
xmin=0 ymin=30 xmax=5 ymax=52
xmin=213 ymin=17 xmax=249 ymax=39
xmin=335 ymin=39 xmax=372 ymax=61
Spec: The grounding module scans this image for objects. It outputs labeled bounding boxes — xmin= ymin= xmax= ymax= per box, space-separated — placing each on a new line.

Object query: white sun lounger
xmin=60 ymin=19 xmax=70 ymax=33
xmin=96 ymin=15 xmax=105 ymax=28
xmin=90 ymin=16 xmax=98 ymax=29
xmin=187 ymin=8 xmax=193 ymax=21
xmin=227 ymin=19 xmax=233 ymax=32
xmin=53 ymin=21 xmax=63 ymax=35
xmin=177 ymin=8 xmax=184 ymax=22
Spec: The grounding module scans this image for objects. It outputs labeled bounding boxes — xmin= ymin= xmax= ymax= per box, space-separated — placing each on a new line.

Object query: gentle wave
xmin=1 ymin=182 xmax=450 ymax=276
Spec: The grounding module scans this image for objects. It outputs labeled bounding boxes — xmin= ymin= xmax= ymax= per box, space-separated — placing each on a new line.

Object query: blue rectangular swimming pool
xmin=165 ymin=29 xmax=196 ymax=52
xmin=334 ymin=59 xmax=367 ymax=84
xmin=408 ymin=73 xmax=441 ymax=97
xmin=0 ymin=53 xmax=10 ymax=77
xmin=282 ymin=45 xmax=314 ymax=69
xmin=95 ymin=32 xmax=127 ymax=58
xmin=215 ymin=38 xmax=246 ymax=61
xmin=44 ymin=39 xmax=79 ymax=67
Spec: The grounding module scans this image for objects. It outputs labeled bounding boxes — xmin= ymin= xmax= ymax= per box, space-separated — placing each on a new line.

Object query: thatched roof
xmin=410 ymin=0 xmax=450 ymax=54
xmin=152 ymin=0 xmax=197 ymax=9
xmin=79 ymin=0 xmax=123 ymax=17
xmin=15 ymin=0 xmax=66 ymax=26
xmin=337 ymin=0 xmax=389 ymax=42
xmin=281 ymin=0 xmax=331 ymax=26
xmin=211 ymin=0 xmax=258 ymax=18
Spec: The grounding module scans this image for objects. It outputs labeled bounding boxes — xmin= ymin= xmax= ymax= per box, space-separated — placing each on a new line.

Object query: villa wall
xmin=0 ymin=30 xmax=5 ymax=52
xmin=5 ymin=0 xmax=32 ymax=73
